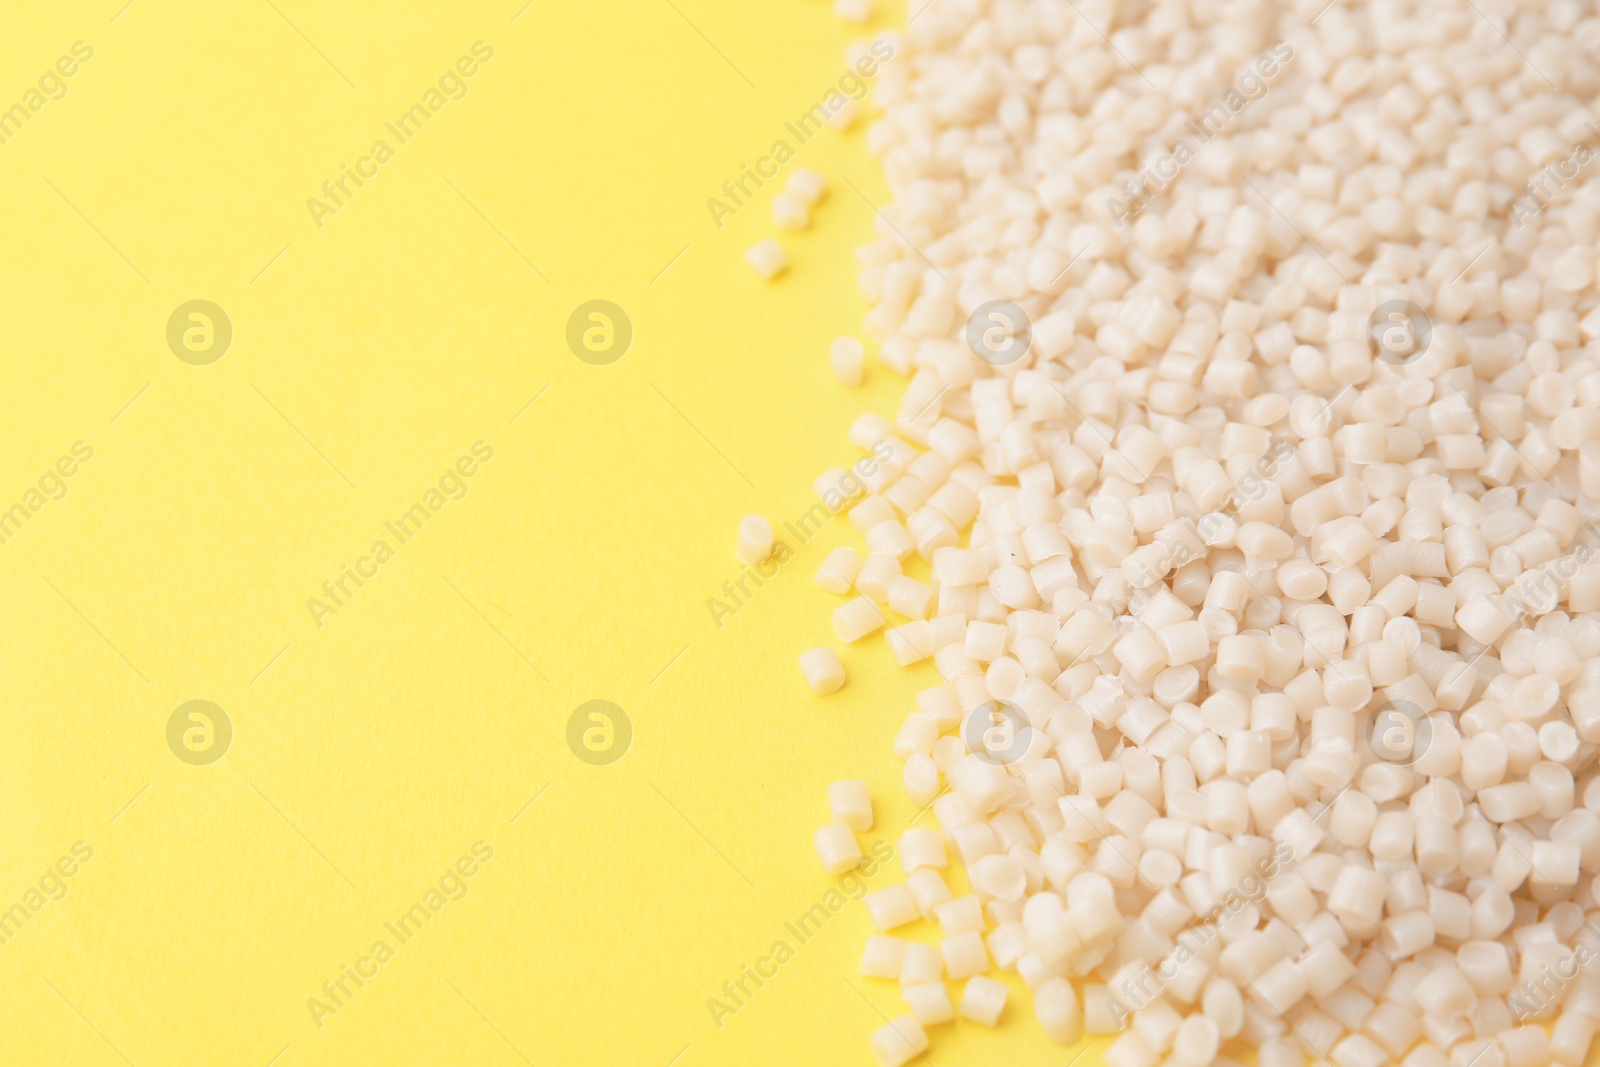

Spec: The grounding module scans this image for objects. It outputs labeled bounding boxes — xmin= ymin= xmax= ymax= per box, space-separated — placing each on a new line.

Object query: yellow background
xmin=1 ymin=2 xmax=1094 ymax=1064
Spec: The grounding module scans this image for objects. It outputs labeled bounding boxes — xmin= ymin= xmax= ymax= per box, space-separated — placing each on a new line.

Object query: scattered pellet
xmin=816 ymin=546 xmax=863 ymax=594
xmin=772 ymin=191 xmax=810 ymax=232
xmin=786 ymin=167 xmax=827 ymax=206
xmin=834 ymin=0 xmax=872 ymax=24
xmin=959 ymin=975 xmax=1008 ymax=1026
xmin=902 ymin=982 xmax=954 ymax=1026
xmin=736 ymin=513 xmax=773 ymax=565
xmin=868 ymin=1016 xmax=927 ymax=1067
xmin=798 ymin=646 xmax=846 ymax=696
xmin=828 ymin=779 xmax=873 ymax=831
xmin=812 ymin=820 xmax=861 ymax=874
xmin=826 ymin=99 xmax=859 ymax=131
xmin=743 ymin=239 xmax=787 ymax=279
xmin=831 ymin=336 xmax=865 ymax=387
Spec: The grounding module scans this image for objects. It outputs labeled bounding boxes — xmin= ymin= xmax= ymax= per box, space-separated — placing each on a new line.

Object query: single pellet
xmin=813 ymin=821 xmax=861 ymax=874
xmin=865 ymin=885 xmax=919 ymax=931
xmin=786 ymin=167 xmax=827 ymax=205
xmin=744 ymin=239 xmax=787 ymax=279
xmin=826 ymin=99 xmax=859 ymax=130
xmin=958 ymin=975 xmax=1007 ymax=1025
xmin=899 ymin=828 xmax=947 ymax=871
xmin=902 ymin=982 xmax=954 ymax=1026
xmin=829 ymin=779 xmax=873 ymax=831
xmin=832 ymin=337 xmax=865 ymax=387
xmin=906 ymin=869 xmax=952 ymax=917
xmin=816 ymin=547 xmax=863 ymax=594
xmin=773 ymin=192 xmax=810 ymax=231
xmin=861 ymin=935 xmax=908 ymax=978
xmin=941 ymin=931 xmax=988 ymax=980
xmin=799 ymin=647 xmax=846 ymax=696
xmin=736 ymin=513 xmax=774 ymax=565
xmin=1034 ymin=977 xmax=1082 ymax=1045
xmin=834 ymin=595 xmax=888 ymax=642
xmin=969 ymin=853 xmax=1026 ymax=903
xmin=899 ymin=941 xmax=943 ymax=985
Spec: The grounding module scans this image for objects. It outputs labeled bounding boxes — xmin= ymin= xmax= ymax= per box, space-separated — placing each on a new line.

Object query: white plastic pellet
xmin=1201 ymin=978 xmax=1243 ymax=1038
xmin=934 ymin=895 xmax=983 ymax=936
xmin=831 ymin=337 xmax=865 ymax=387
xmin=1034 ymin=977 xmax=1082 ymax=1045
xmin=958 ymin=975 xmax=1007 ymax=1026
xmin=1329 ymin=866 xmax=1388 ymax=928
xmin=887 ymin=576 xmax=932 ymax=620
xmin=816 ymin=547 xmax=862 ymax=594
xmin=1258 ymin=1042 xmax=1305 ymax=1067
xmin=798 ymin=647 xmax=846 ymax=696
xmin=1414 ymin=966 xmax=1473 ymax=1018
xmin=785 ymin=168 xmax=826 ymax=210
xmin=868 ymin=1016 xmax=927 ymax=1067
xmin=826 ymin=99 xmax=860 ymax=131
xmin=829 ymin=779 xmax=873 ymax=831
xmin=835 ymin=0 xmax=872 ymax=22
xmin=1170 ymin=1015 xmax=1219 ymax=1067
xmin=861 ymin=935 xmax=908 ymax=978
xmin=834 ymin=596 xmax=887 ymax=643
xmin=906 ymin=869 xmax=951 ymax=918
xmin=744 ymin=239 xmax=787 ymax=279
xmin=969 ymin=854 xmax=1026 ymax=903
xmin=902 ymin=982 xmax=954 ymax=1026
xmin=941 ymin=931 xmax=987 ymax=980
xmin=986 ymin=921 xmax=1028 ymax=971
xmin=772 ymin=192 xmax=810 ymax=232
xmin=899 ymin=941 xmax=943 ymax=986
xmin=813 ymin=821 xmax=861 ymax=875
xmin=854 ymin=551 xmax=899 ymax=598
xmin=899 ymin=829 xmax=946 ymax=872
xmin=737 ymin=513 xmax=774 ymax=565
xmin=865 ymin=884 xmax=919 ymax=931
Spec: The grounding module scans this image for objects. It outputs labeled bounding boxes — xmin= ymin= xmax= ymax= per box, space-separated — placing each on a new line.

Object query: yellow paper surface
xmin=0 ymin=1 xmax=1101 ymax=1064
